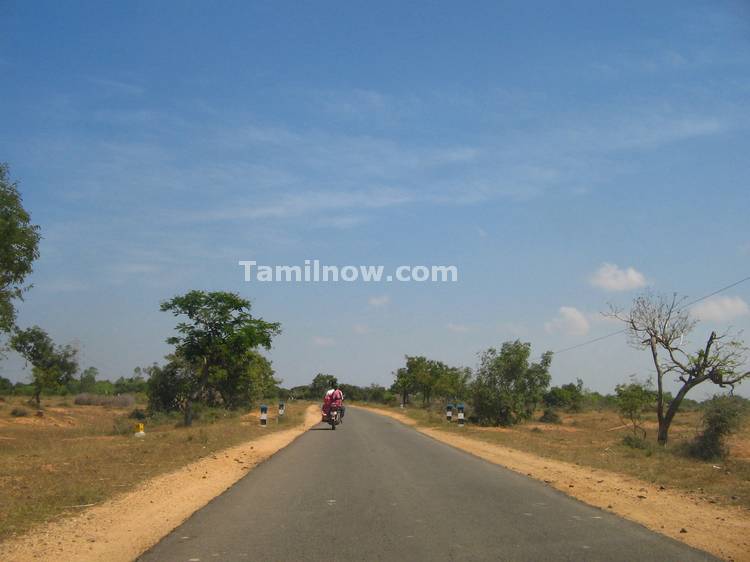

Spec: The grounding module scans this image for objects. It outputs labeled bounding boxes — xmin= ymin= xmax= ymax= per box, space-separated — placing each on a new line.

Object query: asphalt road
xmin=139 ymin=407 xmax=716 ymax=562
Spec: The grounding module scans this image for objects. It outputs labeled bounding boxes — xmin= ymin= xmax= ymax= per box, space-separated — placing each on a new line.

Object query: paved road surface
xmin=140 ymin=407 xmax=715 ymax=561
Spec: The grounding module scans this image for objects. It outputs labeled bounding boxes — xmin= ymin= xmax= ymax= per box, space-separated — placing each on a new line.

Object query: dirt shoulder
xmin=354 ymin=405 xmax=750 ymax=562
xmin=0 ymin=405 xmax=320 ymax=562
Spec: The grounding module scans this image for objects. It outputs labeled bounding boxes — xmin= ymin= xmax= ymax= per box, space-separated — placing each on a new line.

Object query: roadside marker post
xmin=260 ymin=404 xmax=268 ymax=426
xmin=457 ymin=403 xmax=465 ymax=427
xmin=446 ymin=403 xmax=453 ymax=422
xmin=134 ymin=422 xmax=145 ymax=438
xmin=278 ymin=402 xmax=285 ymax=416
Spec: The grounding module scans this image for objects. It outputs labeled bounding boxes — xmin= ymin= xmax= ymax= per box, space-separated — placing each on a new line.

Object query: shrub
xmin=11 ymin=407 xmax=28 ymax=417
xmin=128 ymin=408 xmax=147 ymax=420
xmin=74 ymin=393 xmax=135 ymax=408
xmin=622 ymin=434 xmax=650 ymax=450
xmin=539 ymin=409 xmax=561 ymax=424
xmin=687 ymin=395 xmax=746 ymax=460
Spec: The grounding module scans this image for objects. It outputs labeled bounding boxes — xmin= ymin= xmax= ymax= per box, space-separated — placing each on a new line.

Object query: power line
xmin=552 ymin=328 xmax=626 ymax=355
xmin=678 ymin=275 xmax=750 ymax=310
xmin=550 ymin=273 xmax=750 ymax=357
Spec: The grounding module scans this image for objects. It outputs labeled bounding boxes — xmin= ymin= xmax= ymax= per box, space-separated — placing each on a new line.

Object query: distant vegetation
xmin=0 ymin=160 xmax=747 ymax=448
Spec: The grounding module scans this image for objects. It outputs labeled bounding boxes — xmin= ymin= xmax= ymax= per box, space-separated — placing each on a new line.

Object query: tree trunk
xmin=657 ymin=382 xmax=694 ymax=445
xmin=183 ymin=398 xmax=193 ymax=427
xmin=34 ymin=389 xmax=41 ymax=408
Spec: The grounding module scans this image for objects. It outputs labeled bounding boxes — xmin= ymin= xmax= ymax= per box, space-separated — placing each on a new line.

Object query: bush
xmin=687 ymin=395 xmax=746 ymax=460
xmin=11 ymin=407 xmax=28 ymax=417
xmin=74 ymin=393 xmax=135 ymax=408
xmin=539 ymin=409 xmax=561 ymax=424
xmin=128 ymin=408 xmax=147 ymax=420
xmin=622 ymin=434 xmax=650 ymax=449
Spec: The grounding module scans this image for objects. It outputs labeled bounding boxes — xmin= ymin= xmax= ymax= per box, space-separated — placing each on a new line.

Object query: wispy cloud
xmin=545 ymin=307 xmax=591 ymax=336
xmin=353 ymin=324 xmax=370 ymax=335
xmin=590 ymin=263 xmax=647 ymax=292
xmin=691 ymin=296 xmax=749 ymax=323
xmin=312 ymin=336 xmax=336 ymax=347
xmin=368 ymin=295 xmax=390 ymax=307
xmin=446 ymin=323 xmax=469 ymax=333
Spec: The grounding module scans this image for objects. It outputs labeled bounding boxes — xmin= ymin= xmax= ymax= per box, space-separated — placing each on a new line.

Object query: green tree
xmin=79 ymin=367 xmax=98 ymax=393
xmin=211 ymin=350 xmax=279 ymax=408
xmin=0 ymin=375 xmax=13 ymax=395
xmin=310 ymin=373 xmax=338 ymax=399
xmin=543 ymin=379 xmax=585 ymax=412
xmin=160 ymin=290 xmax=281 ymax=425
xmin=391 ymin=366 xmax=416 ymax=405
xmin=471 ymin=340 xmax=552 ymax=426
xmin=10 ymin=326 xmax=78 ymax=406
xmin=433 ymin=366 xmax=472 ymax=403
xmin=146 ymin=357 xmax=192 ymax=413
xmin=0 ymin=164 xmax=41 ymax=335
xmin=614 ymin=380 xmax=656 ymax=438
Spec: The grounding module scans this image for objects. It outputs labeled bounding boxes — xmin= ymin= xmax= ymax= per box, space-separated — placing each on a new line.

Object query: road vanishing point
xmin=139 ymin=408 xmax=716 ymax=562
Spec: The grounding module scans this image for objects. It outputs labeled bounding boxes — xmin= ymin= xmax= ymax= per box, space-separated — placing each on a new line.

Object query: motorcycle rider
xmin=322 ymin=388 xmax=335 ymax=420
xmin=321 ymin=387 xmax=345 ymax=423
xmin=331 ymin=386 xmax=344 ymax=422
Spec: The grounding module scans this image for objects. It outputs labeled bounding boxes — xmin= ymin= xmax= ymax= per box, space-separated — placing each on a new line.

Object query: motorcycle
xmin=323 ymin=405 xmax=341 ymax=430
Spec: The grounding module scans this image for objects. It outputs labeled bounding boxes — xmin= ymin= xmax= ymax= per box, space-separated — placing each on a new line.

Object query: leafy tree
xmin=146 ymin=357 xmax=192 ymax=413
xmin=410 ymin=356 xmax=438 ymax=405
xmin=79 ymin=367 xmax=98 ymax=393
xmin=614 ymin=380 xmax=656 ymax=438
xmin=310 ymin=373 xmax=338 ymax=399
xmin=433 ymin=366 xmax=472 ymax=403
xmin=0 ymin=375 xmax=13 ymax=395
xmin=363 ymin=384 xmax=387 ymax=403
xmin=211 ymin=350 xmax=279 ymax=408
xmin=543 ymin=379 xmax=585 ymax=412
xmin=610 ymin=292 xmax=750 ymax=444
xmin=471 ymin=340 xmax=552 ymax=426
xmin=114 ymin=374 xmax=147 ymax=394
xmin=160 ymin=290 xmax=281 ymax=425
xmin=393 ymin=356 xmax=456 ymax=406
xmin=391 ymin=366 xmax=416 ymax=405
xmin=10 ymin=326 xmax=78 ymax=406
xmin=0 ymin=164 xmax=41 ymax=335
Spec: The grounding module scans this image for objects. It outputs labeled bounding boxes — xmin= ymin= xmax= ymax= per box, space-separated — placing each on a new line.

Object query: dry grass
xmin=0 ymin=396 xmax=308 ymax=541
xmin=364 ymin=403 xmax=750 ymax=511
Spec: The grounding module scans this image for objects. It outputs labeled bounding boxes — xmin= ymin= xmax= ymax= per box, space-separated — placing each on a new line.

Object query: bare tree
xmin=610 ymin=291 xmax=750 ymax=445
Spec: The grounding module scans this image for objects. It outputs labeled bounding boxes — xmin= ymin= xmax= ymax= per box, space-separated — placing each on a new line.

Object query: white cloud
xmin=353 ymin=324 xmax=370 ymax=335
xmin=590 ymin=263 xmax=647 ymax=291
xmin=691 ymin=296 xmax=749 ymax=323
xmin=545 ymin=307 xmax=591 ymax=336
xmin=446 ymin=323 xmax=469 ymax=333
xmin=368 ymin=295 xmax=390 ymax=307
xmin=312 ymin=336 xmax=335 ymax=347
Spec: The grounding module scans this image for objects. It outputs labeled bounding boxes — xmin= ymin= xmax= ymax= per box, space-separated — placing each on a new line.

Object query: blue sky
xmin=1 ymin=0 xmax=749 ymax=396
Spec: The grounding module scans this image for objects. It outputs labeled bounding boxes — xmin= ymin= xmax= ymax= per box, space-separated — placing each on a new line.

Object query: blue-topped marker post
xmin=278 ymin=402 xmax=285 ymax=417
xmin=457 ymin=403 xmax=465 ymax=427
xmin=446 ymin=403 xmax=454 ymax=422
xmin=260 ymin=404 xmax=268 ymax=426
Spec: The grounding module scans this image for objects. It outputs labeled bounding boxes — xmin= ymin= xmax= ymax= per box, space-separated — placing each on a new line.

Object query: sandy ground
xmin=356 ymin=406 xmax=750 ymax=562
xmin=0 ymin=405 xmax=320 ymax=562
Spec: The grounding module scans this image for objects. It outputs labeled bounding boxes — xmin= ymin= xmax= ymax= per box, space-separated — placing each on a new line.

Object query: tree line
xmin=1 ymin=162 xmax=748 ymax=442
xmin=386 ymin=291 xmax=750 ymax=447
